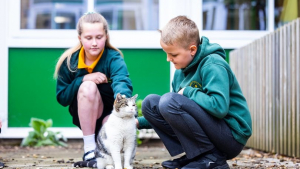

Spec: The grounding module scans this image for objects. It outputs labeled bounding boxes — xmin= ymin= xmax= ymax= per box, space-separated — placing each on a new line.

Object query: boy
xmin=137 ymin=16 xmax=252 ymax=169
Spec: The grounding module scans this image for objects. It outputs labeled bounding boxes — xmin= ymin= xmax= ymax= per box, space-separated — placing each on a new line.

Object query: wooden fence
xmin=230 ymin=18 xmax=300 ymax=157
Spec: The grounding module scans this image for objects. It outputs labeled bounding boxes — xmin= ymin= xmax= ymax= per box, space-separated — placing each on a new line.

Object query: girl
xmin=54 ymin=12 xmax=133 ymax=161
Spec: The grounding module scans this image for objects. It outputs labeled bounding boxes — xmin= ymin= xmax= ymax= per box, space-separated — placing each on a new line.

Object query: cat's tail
xmin=73 ymin=160 xmax=97 ymax=168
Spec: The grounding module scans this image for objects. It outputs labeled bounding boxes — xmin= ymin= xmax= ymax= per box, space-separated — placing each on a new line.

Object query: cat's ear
xmin=132 ymin=94 xmax=138 ymax=101
xmin=116 ymin=93 xmax=122 ymax=102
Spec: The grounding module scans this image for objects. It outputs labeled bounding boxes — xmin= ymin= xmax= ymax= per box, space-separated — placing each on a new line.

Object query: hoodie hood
xmin=182 ymin=36 xmax=226 ymax=74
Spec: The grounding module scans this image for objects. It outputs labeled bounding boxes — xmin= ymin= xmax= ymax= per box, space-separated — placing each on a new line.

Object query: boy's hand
xmin=136 ymin=118 xmax=139 ymax=128
xmin=178 ymin=88 xmax=185 ymax=95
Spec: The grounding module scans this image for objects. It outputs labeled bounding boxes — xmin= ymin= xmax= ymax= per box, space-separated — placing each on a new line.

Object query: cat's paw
xmin=105 ymin=164 xmax=114 ymax=169
xmin=124 ymin=166 xmax=133 ymax=169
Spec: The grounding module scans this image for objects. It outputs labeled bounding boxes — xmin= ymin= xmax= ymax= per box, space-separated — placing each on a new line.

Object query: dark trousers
xmin=142 ymin=93 xmax=244 ymax=160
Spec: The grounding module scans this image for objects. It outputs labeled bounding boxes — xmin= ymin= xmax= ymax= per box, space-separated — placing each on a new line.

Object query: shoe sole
xmin=162 ymin=166 xmax=182 ymax=169
xmin=212 ymin=163 xmax=230 ymax=169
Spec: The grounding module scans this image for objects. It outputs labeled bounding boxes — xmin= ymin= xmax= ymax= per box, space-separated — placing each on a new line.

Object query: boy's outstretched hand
xmin=178 ymin=88 xmax=185 ymax=95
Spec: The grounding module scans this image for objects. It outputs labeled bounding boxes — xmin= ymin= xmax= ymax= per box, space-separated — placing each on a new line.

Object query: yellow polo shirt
xmin=77 ymin=47 xmax=104 ymax=73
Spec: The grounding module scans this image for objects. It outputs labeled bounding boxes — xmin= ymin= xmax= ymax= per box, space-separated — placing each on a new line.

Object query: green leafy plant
xmin=136 ymin=99 xmax=143 ymax=117
xmin=136 ymin=99 xmax=143 ymax=145
xmin=21 ymin=118 xmax=67 ymax=147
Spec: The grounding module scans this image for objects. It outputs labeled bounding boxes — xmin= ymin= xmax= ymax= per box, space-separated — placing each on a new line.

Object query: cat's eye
xmin=132 ymin=104 xmax=136 ymax=106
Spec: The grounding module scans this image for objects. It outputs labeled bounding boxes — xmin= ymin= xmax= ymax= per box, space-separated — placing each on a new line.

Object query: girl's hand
xmin=83 ymin=72 xmax=108 ymax=84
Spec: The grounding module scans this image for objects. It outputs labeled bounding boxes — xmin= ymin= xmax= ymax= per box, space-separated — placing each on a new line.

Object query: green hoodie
xmin=138 ymin=36 xmax=252 ymax=145
xmin=173 ymin=36 xmax=252 ymax=145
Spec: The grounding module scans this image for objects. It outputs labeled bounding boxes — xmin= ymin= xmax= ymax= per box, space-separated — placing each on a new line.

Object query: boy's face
xmin=160 ymin=40 xmax=197 ymax=69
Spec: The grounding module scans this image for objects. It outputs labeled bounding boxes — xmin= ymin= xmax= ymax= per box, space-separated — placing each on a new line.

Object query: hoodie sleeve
xmin=183 ymin=63 xmax=230 ymax=119
xmin=56 ymin=60 xmax=84 ymax=107
xmin=108 ymin=52 xmax=133 ymax=98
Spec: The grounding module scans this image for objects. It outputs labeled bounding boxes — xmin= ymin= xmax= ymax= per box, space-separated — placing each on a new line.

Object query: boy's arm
xmin=183 ymin=63 xmax=230 ymax=119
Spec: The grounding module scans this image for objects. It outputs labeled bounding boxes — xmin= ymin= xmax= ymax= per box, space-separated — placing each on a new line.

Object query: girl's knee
xmin=78 ymin=81 xmax=100 ymax=101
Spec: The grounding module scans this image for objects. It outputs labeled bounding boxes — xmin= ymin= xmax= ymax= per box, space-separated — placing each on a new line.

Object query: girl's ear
xmin=190 ymin=45 xmax=197 ymax=56
xmin=78 ymin=35 xmax=81 ymax=42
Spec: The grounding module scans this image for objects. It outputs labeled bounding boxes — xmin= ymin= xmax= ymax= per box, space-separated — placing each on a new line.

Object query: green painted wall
xmin=8 ymin=48 xmax=170 ymax=127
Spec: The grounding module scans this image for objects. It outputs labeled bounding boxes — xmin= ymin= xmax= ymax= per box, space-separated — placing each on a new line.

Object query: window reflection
xmin=95 ymin=0 xmax=159 ymax=30
xmin=21 ymin=0 xmax=87 ymax=29
xmin=275 ymin=0 xmax=300 ymax=29
xmin=202 ymin=0 xmax=267 ymax=30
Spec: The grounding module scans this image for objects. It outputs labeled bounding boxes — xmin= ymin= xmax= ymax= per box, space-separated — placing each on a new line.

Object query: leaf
xmin=30 ymin=118 xmax=47 ymax=134
xmin=136 ymin=99 xmax=143 ymax=117
xmin=34 ymin=139 xmax=55 ymax=147
xmin=45 ymin=119 xmax=53 ymax=128
xmin=21 ymin=131 xmax=38 ymax=146
xmin=57 ymin=141 xmax=68 ymax=147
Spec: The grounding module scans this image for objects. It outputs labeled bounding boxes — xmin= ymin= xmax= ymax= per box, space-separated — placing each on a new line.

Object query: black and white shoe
xmin=182 ymin=149 xmax=229 ymax=169
xmin=82 ymin=150 xmax=96 ymax=161
xmin=0 ymin=162 xmax=4 ymax=168
xmin=162 ymin=155 xmax=193 ymax=169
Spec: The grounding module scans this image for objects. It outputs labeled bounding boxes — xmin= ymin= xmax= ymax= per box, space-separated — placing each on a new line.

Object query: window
xmin=20 ymin=0 xmax=159 ymax=30
xmin=95 ymin=0 xmax=159 ymax=30
xmin=11 ymin=0 xmax=162 ymax=48
xmin=274 ymin=0 xmax=300 ymax=29
xmin=202 ymin=0 xmax=267 ymax=30
xmin=21 ymin=0 xmax=86 ymax=29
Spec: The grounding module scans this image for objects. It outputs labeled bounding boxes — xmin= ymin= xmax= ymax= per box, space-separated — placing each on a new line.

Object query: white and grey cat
xmin=73 ymin=93 xmax=138 ymax=169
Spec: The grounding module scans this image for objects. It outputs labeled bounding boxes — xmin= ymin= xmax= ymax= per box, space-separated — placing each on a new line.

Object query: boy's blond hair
xmin=160 ymin=16 xmax=200 ymax=49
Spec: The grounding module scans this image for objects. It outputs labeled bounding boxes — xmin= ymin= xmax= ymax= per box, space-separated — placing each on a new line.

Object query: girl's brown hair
xmin=54 ymin=12 xmax=122 ymax=79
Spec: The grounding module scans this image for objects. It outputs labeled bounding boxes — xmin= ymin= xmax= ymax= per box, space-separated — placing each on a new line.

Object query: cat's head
xmin=113 ymin=93 xmax=138 ymax=118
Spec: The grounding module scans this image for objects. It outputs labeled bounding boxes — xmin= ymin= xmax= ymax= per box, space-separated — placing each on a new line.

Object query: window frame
xmin=9 ymin=0 xmax=274 ymax=49
xmin=8 ymin=0 xmax=165 ymax=49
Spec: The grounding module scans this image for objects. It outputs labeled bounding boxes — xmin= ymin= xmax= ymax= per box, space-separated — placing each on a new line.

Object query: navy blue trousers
xmin=142 ymin=93 xmax=244 ymax=160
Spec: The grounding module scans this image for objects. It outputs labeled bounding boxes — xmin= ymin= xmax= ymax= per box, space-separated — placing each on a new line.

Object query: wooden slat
xmin=229 ymin=18 xmax=300 ymax=158
xmin=295 ymin=19 xmax=300 ymax=157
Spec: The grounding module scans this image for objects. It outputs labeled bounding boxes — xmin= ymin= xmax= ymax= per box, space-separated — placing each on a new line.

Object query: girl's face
xmin=160 ymin=40 xmax=197 ymax=69
xmin=78 ymin=22 xmax=107 ymax=59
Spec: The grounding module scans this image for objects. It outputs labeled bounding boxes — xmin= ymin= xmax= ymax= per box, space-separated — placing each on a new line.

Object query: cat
xmin=73 ymin=93 xmax=138 ymax=169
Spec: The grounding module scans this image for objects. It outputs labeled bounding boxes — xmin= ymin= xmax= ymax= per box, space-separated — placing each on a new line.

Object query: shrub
xmin=21 ymin=118 xmax=67 ymax=147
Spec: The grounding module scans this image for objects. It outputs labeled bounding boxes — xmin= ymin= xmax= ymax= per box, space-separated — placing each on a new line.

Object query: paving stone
xmin=0 ymin=139 xmax=299 ymax=168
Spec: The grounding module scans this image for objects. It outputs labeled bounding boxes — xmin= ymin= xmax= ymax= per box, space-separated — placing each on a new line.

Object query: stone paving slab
xmin=0 ymin=139 xmax=300 ymax=169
